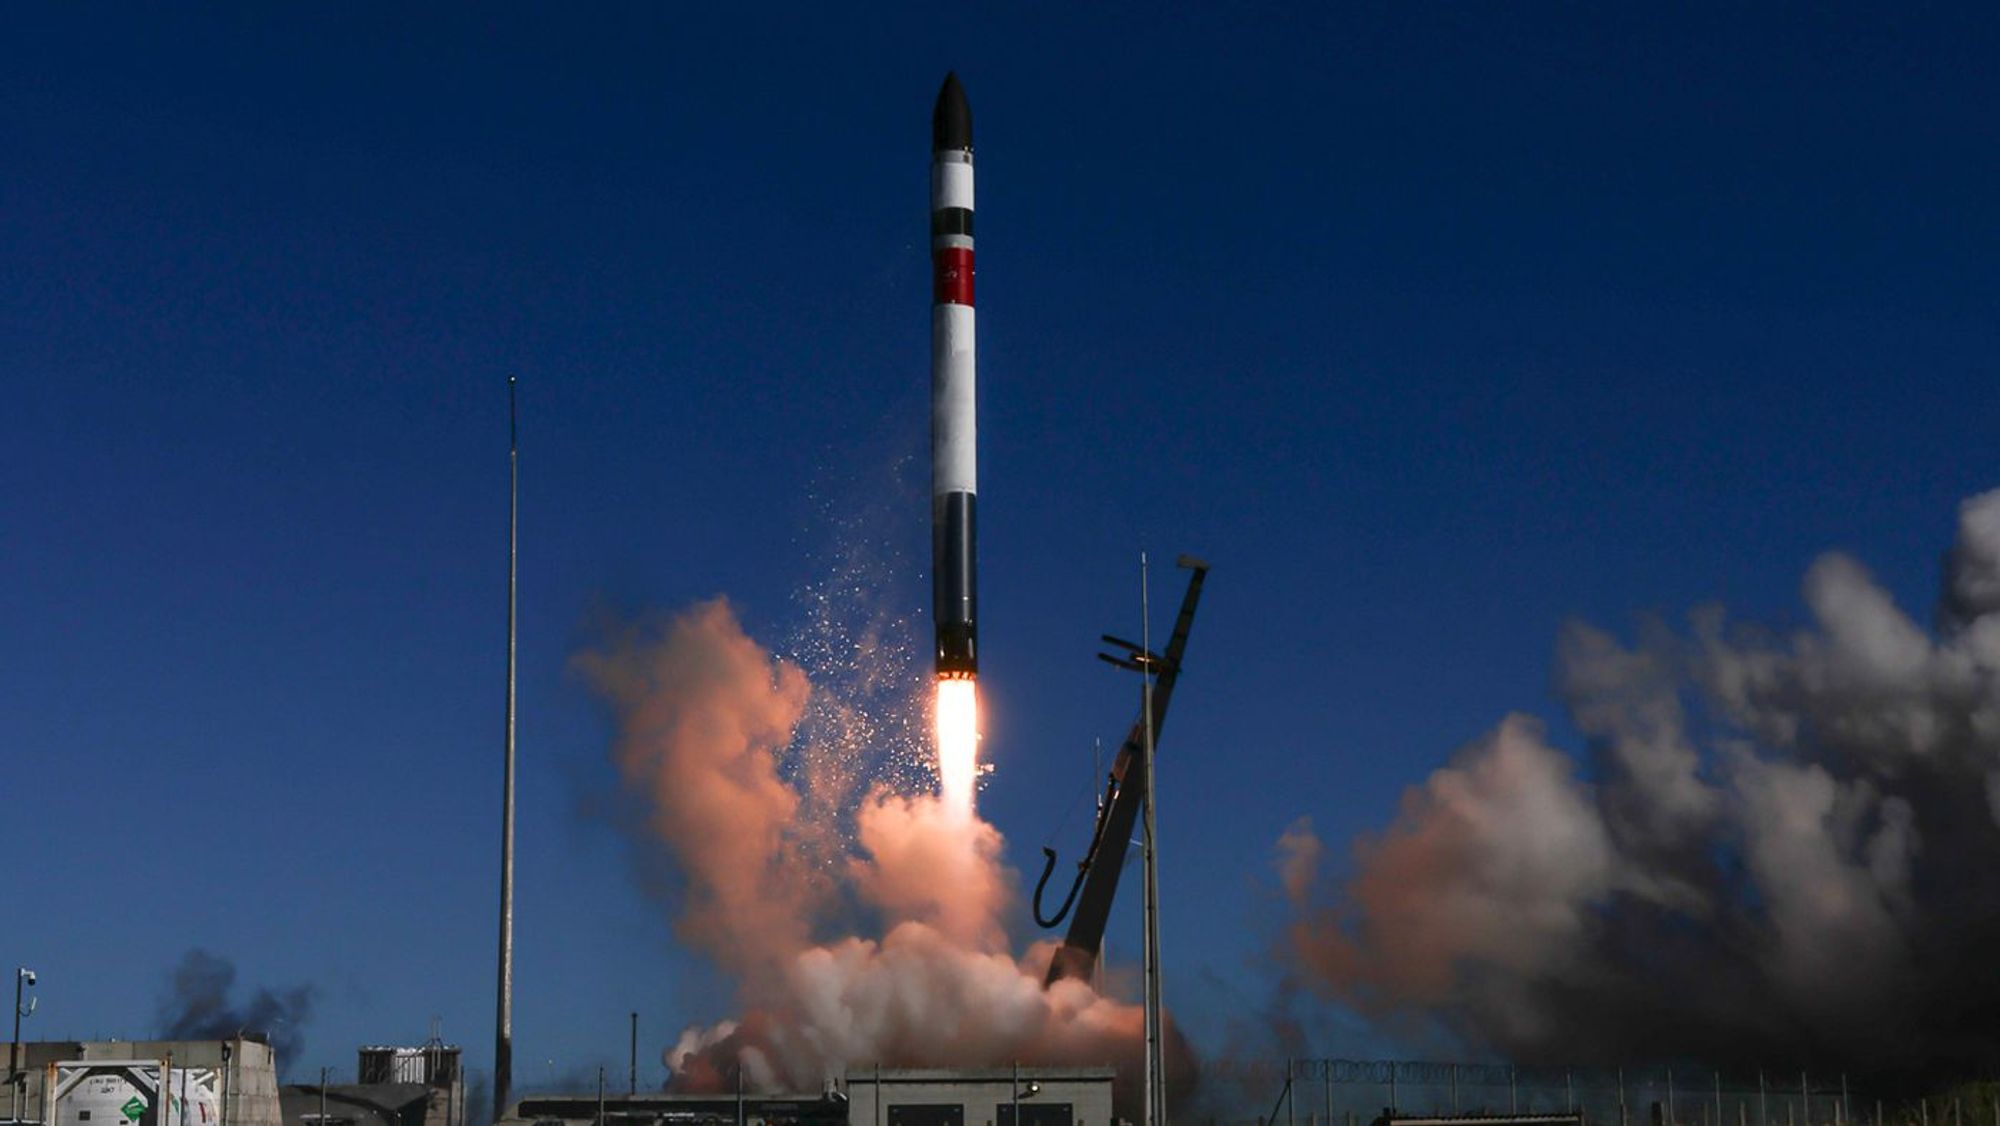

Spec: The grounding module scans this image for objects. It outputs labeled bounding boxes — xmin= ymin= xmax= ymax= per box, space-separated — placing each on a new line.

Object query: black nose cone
xmin=933 ymin=72 xmax=972 ymax=152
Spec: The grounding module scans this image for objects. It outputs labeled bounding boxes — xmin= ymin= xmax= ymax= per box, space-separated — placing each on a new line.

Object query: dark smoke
xmin=1282 ymin=490 xmax=2000 ymax=1087
xmin=157 ymin=949 xmax=314 ymax=1068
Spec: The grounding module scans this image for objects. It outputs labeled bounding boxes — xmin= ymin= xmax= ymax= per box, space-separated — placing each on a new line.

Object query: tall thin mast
xmin=495 ymin=376 xmax=518 ymax=1124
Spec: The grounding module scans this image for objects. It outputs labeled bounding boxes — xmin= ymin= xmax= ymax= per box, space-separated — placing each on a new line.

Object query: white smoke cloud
xmin=579 ymin=599 xmax=1183 ymax=1108
xmin=577 ymin=600 xmax=818 ymax=976
xmin=1286 ymin=718 xmax=1620 ymax=1008
xmin=1282 ymin=489 xmax=2000 ymax=1081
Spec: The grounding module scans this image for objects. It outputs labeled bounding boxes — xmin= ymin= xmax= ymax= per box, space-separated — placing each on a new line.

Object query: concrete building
xmin=2 ymin=1039 xmax=282 ymax=1126
xmin=845 ymin=1067 xmax=1115 ymax=1126
xmin=278 ymin=1044 xmax=466 ymax=1126
xmin=496 ymin=1067 xmax=1115 ymax=1126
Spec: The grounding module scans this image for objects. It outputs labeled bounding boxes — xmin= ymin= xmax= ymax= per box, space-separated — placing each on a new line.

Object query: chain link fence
xmin=1188 ymin=1060 xmax=1966 ymax=1126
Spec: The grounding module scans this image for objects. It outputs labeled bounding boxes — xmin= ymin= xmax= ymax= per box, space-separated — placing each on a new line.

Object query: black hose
xmin=1034 ymin=767 xmax=1126 ymax=929
xmin=1032 ymin=846 xmax=1090 ymax=928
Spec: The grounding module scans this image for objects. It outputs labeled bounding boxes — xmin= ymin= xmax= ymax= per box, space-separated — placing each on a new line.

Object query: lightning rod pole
xmin=495 ymin=377 xmax=519 ymax=1124
xmin=1140 ymin=552 xmax=1165 ymax=1126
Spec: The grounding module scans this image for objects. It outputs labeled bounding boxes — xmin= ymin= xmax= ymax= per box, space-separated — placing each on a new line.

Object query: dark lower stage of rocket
xmin=934 ymin=490 xmax=977 ymax=676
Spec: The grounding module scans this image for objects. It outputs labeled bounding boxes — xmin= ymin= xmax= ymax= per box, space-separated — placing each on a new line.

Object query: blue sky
xmin=4 ymin=1 xmax=1997 ymax=1090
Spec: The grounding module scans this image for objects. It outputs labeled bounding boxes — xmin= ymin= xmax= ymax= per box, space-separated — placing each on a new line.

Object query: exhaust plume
xmin=157 ymin=949 xmax=314 ymax=1068
xmin=579 ymin=599 xmax=1188 ymax=1109
xmin=933 ymin=678 xmax=981 ymax=818
xmin=1281 ymin=490 xmax=2000 ymax=1083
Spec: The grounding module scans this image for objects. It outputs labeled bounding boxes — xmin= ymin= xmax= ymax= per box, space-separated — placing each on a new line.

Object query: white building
xmin=3 ymin=1039 xmax=281 ymax=1126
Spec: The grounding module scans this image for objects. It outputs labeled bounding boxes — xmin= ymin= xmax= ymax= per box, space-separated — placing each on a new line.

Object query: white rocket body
xmin=932 ymin=74 xmax=978 ymax=678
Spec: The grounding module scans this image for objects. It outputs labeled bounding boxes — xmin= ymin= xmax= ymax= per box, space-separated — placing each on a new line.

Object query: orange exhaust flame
xmin=934 ymin=676 xmax=980 ymax=815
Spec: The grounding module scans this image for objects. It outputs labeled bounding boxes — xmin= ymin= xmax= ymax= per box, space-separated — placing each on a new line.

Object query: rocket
xmin=932 ymin=72 xmax=978 ymax=679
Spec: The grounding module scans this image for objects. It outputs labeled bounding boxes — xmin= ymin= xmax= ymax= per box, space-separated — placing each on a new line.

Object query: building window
xmin=888 ymin=1105 xmax=965 ymax=1126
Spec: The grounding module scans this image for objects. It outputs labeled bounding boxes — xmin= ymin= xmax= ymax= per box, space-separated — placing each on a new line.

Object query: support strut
xmin=1041 ymin=554 xmax=1208 ymax=987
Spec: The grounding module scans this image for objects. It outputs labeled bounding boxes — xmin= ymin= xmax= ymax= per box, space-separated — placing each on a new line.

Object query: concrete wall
xmin=2 ymin=1040 xmax=280 ymax=1126
xmin=843 ymin=1068 xmax=1117 ymax=1126
xmin=503 ymin=1091 xmax=848 ymax=1126
xmin=279 ymin=1082 xmax=435 ymax=1126
xmin=492 ymin=1069 xmax=1116 ymax=1126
